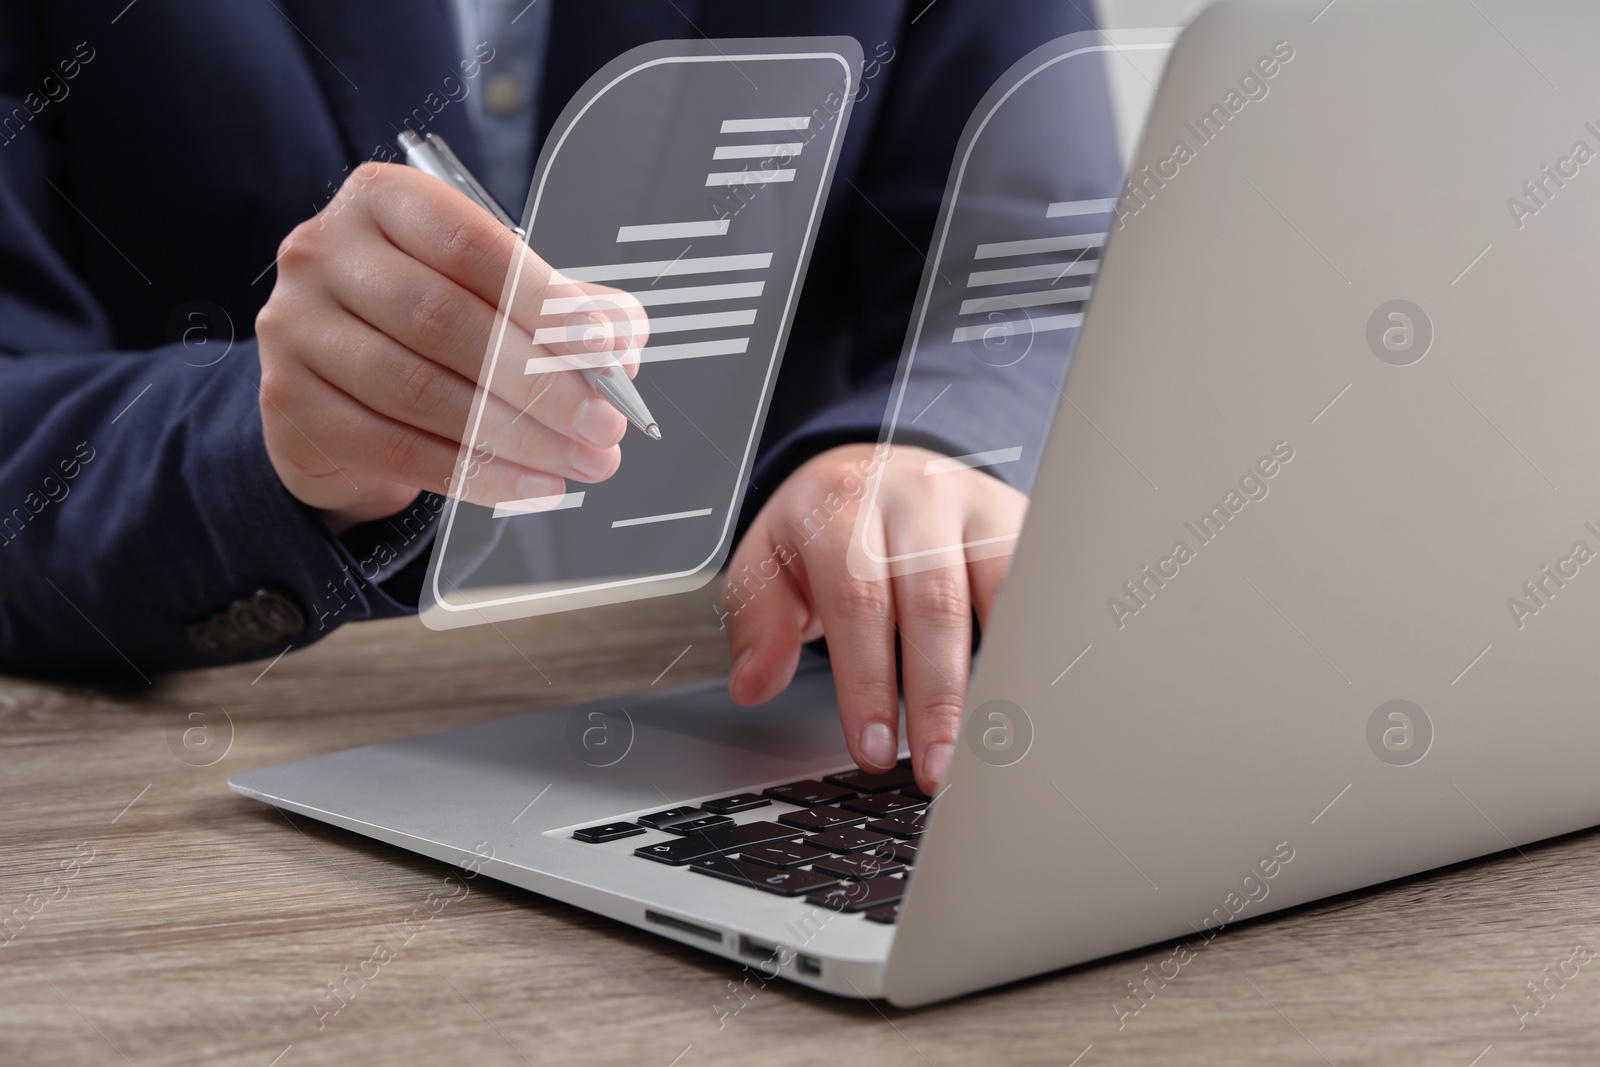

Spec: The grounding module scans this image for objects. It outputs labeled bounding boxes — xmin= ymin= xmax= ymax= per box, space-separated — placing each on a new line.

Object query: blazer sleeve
xmin=0 ymin=14 xmax=421 ymax=678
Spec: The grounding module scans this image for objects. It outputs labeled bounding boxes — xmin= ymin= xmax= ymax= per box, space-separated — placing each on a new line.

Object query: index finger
xmin=800 ymin=516 xmax=900 ymax=774
xmin=366 ymin=164 xmax=550 ymax=313
xmin=364 ymin=165 xmax=649 ymax=367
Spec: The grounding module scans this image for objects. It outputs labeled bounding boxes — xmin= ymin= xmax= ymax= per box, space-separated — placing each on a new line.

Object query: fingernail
xmin=572 ymin=397 xmax=624 ymax=448
xmin=565 ymin=310 xmax=613 ymax=352
xmin=923 ymin=742 xmax=954 ymax=788
xmin=568 ymin=443 xmax=617 ymax=480
xmin=514 ymin=472 xmax=561 ymax=502
xmin=859 ymin=721 xmax=896 ymax=770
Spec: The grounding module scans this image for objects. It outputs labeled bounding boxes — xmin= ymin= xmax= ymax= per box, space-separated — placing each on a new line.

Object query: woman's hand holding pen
xmin=255 ymin=163 xmax=647 ymax=532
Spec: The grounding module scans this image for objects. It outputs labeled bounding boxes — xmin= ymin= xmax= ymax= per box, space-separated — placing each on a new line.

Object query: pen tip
xmin=645 ymin=424 xmax=662 ymax=441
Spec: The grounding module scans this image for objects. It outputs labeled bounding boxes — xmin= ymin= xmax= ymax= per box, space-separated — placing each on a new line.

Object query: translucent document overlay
xmin=423 ymin=38 xmax=862 ymax=627
xmin=848 ymin=29 xmax=1176 ymax=582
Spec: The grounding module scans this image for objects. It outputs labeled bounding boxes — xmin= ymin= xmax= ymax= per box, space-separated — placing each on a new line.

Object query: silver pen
xmin=396 ymin=131 xmax=661 ymax=441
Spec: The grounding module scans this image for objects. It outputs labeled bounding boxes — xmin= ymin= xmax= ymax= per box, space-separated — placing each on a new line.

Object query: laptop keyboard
xmin=569 ymin=759 xmax=926 ymax=924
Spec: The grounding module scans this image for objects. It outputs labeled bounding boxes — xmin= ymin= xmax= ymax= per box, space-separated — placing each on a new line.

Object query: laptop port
xmin=739 ymin=936 xmax=821 ymax=977
xmin=738 ymin=934 xmax=780 ymax=961
xmin=645 ymin=910 xmax=722 ymax=942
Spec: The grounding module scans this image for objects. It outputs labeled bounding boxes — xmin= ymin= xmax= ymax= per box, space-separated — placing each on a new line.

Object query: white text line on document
xmin=530 ymin=309 xmax=756 ymax=345
xmin=974 ymin=232 xmax=1106 ymax=260
xmin=525 ymin=337 xmax=750 ymax=374
xmin=612 ymin=508 xmax=714 ymax=528
xmin=721 ymin=116 xmax=810 ymax=133
xmin=616 ymin=220 xmax=730 ymax=243
xmin=1046 ymin=198 xmax=1118 ymax=217
xmin=556 ymin=253 xmax=771 ymax=284
xmin=492 ymin=492 xmax=586 ymax=519
xmin=959 ymin=287 xmax=1092 ymax=315
xmin=706 ymin=169 xmax=796 ymax=187
xmin=712 ymin=142 xmax=804 ymax=160
xmin=968 ymin=260 xmax=1098 ymax=287
xmin=541 ymin=281 xmax=765 ymax=315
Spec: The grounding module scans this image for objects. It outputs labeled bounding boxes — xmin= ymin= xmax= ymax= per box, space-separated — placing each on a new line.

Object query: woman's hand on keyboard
xmin=721 ymin=443 xmax=1026 ymax=794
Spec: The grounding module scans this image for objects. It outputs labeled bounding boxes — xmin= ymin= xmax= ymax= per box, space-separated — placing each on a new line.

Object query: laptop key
xmin=812 ymin=852 xmax=906 ymax=880
xmin=808 ymin=827 xmax=894 ymax=854
xmin=572 ymin=822 xmax=647 ymax=843
xmin=658 ymin=814 xmax=736 ymax=835
xmin=889 ymin=840 xmax=920 ymax=864
xmin=823 ymin=767 xmax=916 ymax=794
xmin=740 ymin=842 xmax=832 ymax=869
xmin=863 ymin=903 xmax=901 ymax=924
xmin=840 ymin=792 xmax=926 ymax=818
xmin=858 ymin=839 xmax=902 ymax=863
xmin=702 ymin=793 xmax=771 ymax=815
xmin=778 ymin=805 xmax=868 ymax=832
xmin=638 ymin=806 xmax=704 ymax=829
xmin=866 ymin=813 xmax=927 ymax=839
xmin=690 ymin=855 xmax=842 ymax=897
xmin=633 ymin=821 xmax=801 ymax=865
xmin=764 ymin=780 xmax=857 ymax=807
xmin=806 ymin=876 xmax=906 ymax=913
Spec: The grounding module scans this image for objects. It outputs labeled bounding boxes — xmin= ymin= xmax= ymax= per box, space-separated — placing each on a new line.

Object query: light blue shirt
xmin=447 ymin=0 xmax=553 ymax=212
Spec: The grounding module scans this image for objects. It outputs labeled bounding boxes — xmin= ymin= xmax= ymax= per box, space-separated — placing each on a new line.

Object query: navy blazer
xmin=0 ymin=0 xmax=1115 ymax=676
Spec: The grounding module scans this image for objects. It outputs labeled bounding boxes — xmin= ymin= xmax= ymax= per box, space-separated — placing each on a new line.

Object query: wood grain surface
xmin=4 ymin=585 xmax=1600 ymax=1066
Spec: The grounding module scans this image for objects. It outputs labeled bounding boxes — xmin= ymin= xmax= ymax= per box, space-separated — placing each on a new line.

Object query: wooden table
xmin=5 ymin=586 xmax=1600 ymax=1066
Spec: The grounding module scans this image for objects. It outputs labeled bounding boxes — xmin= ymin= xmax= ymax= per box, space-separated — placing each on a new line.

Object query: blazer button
xmin=189 ymin=619 xmax=246 ymax=659
xmin=230 ymin=599 xmax=274 ymax=645
xmin=188 ymin=591 xmax=304 ymax=660
xmin=251 ymin=591 xmax=305 ymax=637
xmin=188 ymin=621 xmax=230 ymax=658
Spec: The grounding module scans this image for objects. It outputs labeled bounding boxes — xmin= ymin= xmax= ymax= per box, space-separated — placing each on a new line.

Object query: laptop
xmin=230 ymin=0 xmax=1600 ymax=1006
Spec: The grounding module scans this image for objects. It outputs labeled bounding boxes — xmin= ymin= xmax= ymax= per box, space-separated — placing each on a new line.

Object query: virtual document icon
xmin=849 ymin=30 xmax=1175 ymax=582
xmin=423 ymin=37 xmax=862 ymax=628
